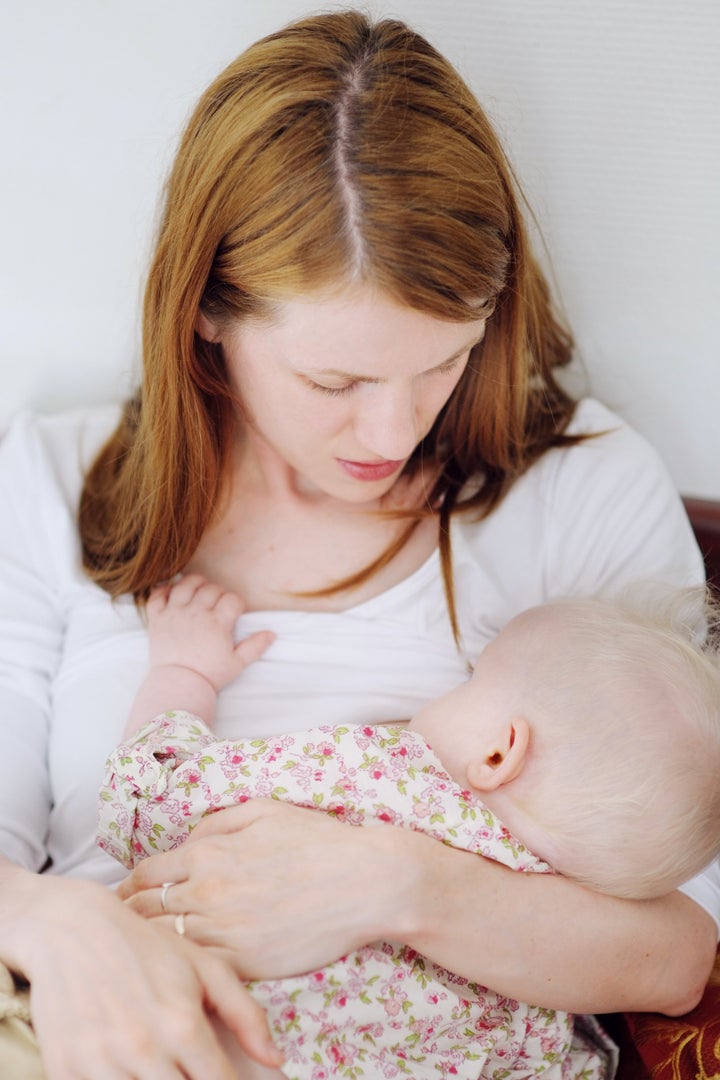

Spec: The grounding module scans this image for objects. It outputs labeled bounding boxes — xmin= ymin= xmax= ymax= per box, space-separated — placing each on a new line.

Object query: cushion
xmin=610 ymin=947 xmax=720 ymax=1079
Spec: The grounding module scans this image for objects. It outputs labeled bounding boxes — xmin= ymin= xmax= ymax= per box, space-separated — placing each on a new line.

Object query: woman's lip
xmin=336 ymin=457 xmax=405 ymax=481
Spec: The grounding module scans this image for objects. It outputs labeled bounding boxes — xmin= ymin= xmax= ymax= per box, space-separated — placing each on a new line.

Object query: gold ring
xmin=174 ymin=912 xmax=186 ymax=937
xmin=160 ymin=881 xmax=175 ymax=914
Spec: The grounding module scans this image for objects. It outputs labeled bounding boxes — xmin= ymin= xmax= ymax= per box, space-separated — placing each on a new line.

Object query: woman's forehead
xmin=237 ymin=283 xmax=487 ymax=373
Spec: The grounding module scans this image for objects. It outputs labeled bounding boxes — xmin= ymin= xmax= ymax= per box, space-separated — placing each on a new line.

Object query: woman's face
xmin=207 ymin=283 xmax=487 ymax=504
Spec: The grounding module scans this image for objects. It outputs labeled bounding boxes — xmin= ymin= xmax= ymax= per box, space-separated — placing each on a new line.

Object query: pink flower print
xmin=398 ymin=737 xmax=429 ymax=762
xmin=382 ymin=1063 xmax=403 ymax=1078
xmin=334 ymin=806 xmax=366 ymax=827
xmin=135 ymin=808 xmax=156 ymax=837
xmin=540 ymin=1029 xmax=565 ymax=1055
xmin=159 ymin=797 xmax=197 ymax=826
xmin=357 ymin=1022 xmax=383 ymax=1040
xmin=261 ymin=777 xmax=280 ymax=797
xmin=285 ymin=760 xmax=317 ymax=787
xmin=381 ymin=989 xmax=408 ymax=1018
xmin=265 ymin=736 xmax=295 ymax=762
xmin=218 ymin=749 xmax=249 ymax=781
xmin=381 ymin=757 xmax=412 ymax=783
xmin=277 ymin=1004 xmax=300 ymax=1034
xmin=311 ymin=1067 xmax=330 ymax=1080
xmin=328 ymin=1041 xmax=360 ymax=1068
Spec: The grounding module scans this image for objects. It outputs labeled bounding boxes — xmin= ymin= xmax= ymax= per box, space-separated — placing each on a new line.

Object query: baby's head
xmin=410 ymin=589 xmax=720 ymax=899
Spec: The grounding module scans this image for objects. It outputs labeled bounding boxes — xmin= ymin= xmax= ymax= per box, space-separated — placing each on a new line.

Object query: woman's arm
xmin=0 ymin=855 xmax=282 ymax=1078
xmin=404 ymin=828 xmax=716 ymax=1016
xmin=119 ymin=799 xmax=716 ymax=1017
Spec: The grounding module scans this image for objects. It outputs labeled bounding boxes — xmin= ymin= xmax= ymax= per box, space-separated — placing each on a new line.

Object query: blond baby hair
xmin=507 ymin=588 xmax=720 ymax=899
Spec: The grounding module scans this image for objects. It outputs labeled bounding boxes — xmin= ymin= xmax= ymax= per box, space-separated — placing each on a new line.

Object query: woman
xmin=0 ymin=10 xmax=717 ymax=1078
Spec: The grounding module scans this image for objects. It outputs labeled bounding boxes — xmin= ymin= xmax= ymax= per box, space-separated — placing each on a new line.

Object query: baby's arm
xmin=125 ymin=574 xmax=275 ymax=737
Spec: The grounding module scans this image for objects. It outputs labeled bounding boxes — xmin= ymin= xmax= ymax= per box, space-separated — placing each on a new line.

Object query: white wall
xmin=2 ymin=0 xmax=718 ymax=496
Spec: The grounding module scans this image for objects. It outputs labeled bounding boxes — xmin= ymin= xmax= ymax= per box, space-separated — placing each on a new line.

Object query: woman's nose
xmin=352 ymin=385 xmax=420 ymax=460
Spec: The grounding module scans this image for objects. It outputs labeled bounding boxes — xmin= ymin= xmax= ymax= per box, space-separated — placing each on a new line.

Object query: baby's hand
xmin=146 ymin=574 xmax=275 ymax=692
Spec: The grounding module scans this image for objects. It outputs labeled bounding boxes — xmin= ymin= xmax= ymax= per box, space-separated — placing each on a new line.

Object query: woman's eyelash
xmin=435 ymin=358 xmax=461 ymax=375
xmin=305 ymin=357 xmax=463 ymax=397
xmin=308 ymin=380 xmax=358 ymax=397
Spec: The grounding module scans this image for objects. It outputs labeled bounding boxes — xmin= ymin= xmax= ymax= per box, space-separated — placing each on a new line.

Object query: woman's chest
xmin=187 ymin=495 xmax=441 ymax=612
xmin=48 ymin=575 xmax=474 ymax=783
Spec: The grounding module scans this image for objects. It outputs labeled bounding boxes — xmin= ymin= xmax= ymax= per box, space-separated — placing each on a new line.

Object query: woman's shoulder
xmin=461 ymin=397 xmax=668 ymax=529
xmin=452 ymin=397 xmax=702 ymax=607
xmin=558 ymin=397 xmax=669 ymax=471
xmin=549 ymin=398 xmax=689 ymax=530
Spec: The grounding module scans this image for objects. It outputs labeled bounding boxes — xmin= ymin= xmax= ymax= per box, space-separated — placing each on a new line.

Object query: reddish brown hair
xmin=80 ymin=10 xmax=580 ymax=634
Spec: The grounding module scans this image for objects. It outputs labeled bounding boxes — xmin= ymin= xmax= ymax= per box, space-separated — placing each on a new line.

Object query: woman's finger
xmin=117 ymin=803 xmax=279 ymax=900
xmin=116 ymin=851 xmax=190 ymax=899
xmin=183 ymin=798 xmax=287 ymax=843
xmin=196 ymin=951 xmax=284 ymax=1069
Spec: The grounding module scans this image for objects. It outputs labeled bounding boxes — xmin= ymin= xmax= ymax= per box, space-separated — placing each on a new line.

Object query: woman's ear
xmin=465 ymin=717 xmax=530 ymax=793
xmin=195 ymin=311 xmax=221 ymax=342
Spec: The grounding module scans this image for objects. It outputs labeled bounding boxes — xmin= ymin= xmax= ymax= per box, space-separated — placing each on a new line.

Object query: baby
xmin=98 ymin=576 xmax=720 ymax=1080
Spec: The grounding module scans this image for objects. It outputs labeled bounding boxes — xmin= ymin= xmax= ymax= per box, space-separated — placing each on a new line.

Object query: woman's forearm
xmin=393 ymin=832 xmax=717 ymax=1016
xmin=118 ymin=799 xmax=717 ymax=1014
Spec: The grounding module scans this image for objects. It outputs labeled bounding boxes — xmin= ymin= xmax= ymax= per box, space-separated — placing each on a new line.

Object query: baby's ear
xmin=466 ymin=718 xmax=530 ymax=792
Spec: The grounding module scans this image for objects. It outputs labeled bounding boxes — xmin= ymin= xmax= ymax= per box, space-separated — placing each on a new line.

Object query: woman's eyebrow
xmin=305 ymin=333 xmax=485 ymax=383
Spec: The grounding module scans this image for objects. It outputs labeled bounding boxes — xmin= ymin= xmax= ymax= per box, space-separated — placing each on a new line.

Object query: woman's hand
xmin=118 ymin=799 xmax=417 ymax=979
xmin=7 ymin=870 xmax=282 ymax=1079
xmin=118 ymin=798 xmax=717 ymax=1015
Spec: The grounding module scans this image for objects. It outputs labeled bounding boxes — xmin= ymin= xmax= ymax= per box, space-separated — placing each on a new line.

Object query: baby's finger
xmin=233 ymin=630 xmax=276 ymax=670
xmin=191 ymin=579 xmax=231 ymax=611
xmin=146 ymin=584 xmax=171 ymax=618
xmin=166 ymin=573 xmax=211 ymax=606
xmin=215 ymin=591 xmax=245 ymax=624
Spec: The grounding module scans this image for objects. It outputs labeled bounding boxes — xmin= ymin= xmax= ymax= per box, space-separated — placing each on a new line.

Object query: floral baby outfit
xmin=98 ymin=714 xmax=616 ymax=1079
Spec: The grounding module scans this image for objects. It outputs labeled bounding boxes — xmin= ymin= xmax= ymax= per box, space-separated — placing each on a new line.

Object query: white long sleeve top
xmin=0 ymin=398 xmax=717 ymax=928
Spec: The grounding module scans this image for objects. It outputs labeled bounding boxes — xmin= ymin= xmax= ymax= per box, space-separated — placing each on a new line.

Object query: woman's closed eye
xmin=305 ymin=379 xmax=358 ymax=397
xmin=303 ymin=355 xmax=467 ymax=397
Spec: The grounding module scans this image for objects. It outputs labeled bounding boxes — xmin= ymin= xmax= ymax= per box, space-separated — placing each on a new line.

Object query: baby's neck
xmin=473 ymin=787 xmax=562 ymax=869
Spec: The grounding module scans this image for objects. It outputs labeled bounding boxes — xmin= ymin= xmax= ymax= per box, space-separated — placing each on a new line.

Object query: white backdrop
xmin=2 ymin=0 xmax=718 ymax=496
